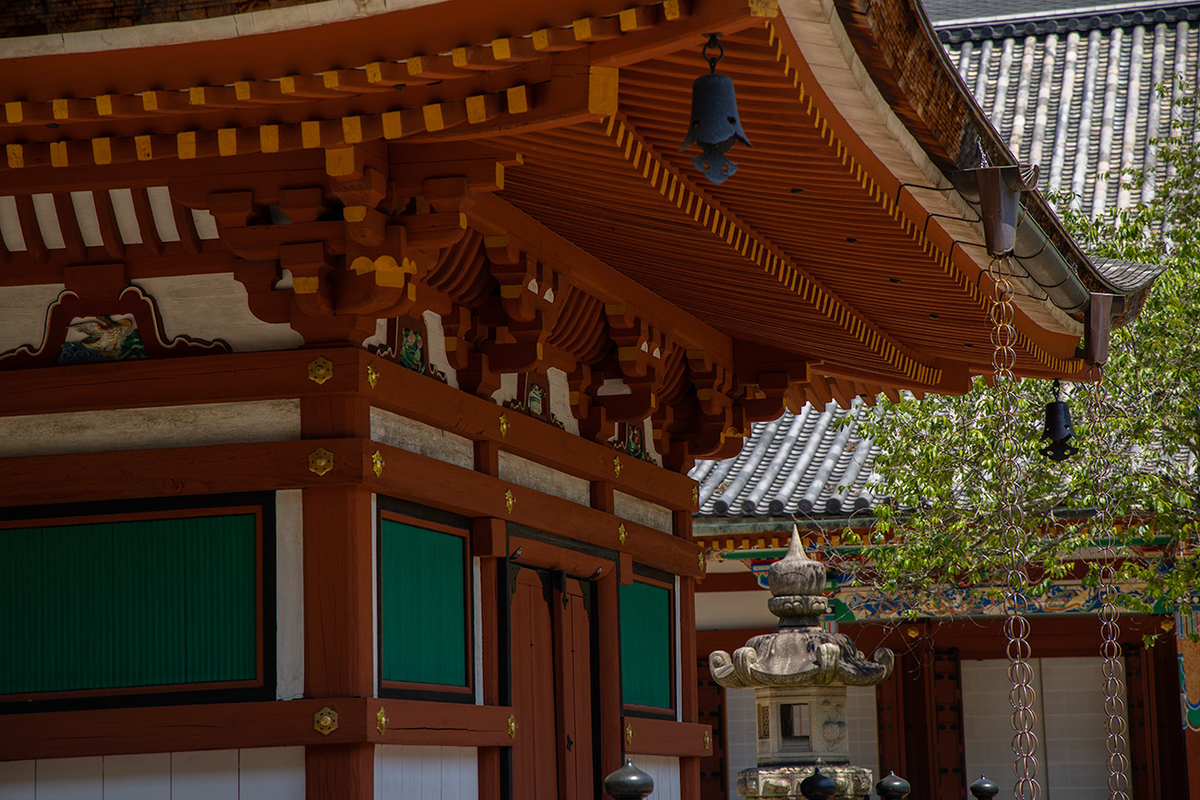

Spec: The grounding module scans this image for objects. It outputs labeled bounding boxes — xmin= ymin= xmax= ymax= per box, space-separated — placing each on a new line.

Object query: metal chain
xmin=1086 ymin=364 xmax=1131 ymax=800
xmin=989 ymin=255 xmax=1041 ymax=800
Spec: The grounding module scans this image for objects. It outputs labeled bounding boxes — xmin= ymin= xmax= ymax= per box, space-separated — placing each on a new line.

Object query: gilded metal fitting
xmin=613 ymin=455 xmax=623 ymax=477
xmin=371 ymin=450 xmax=385 ymax=478
xmin=704 ymin=731 xmax=712 ymax=751
xmin=507 ymin=714 xmax=519 ymax=739
xmin=308 ymin=356 xmax=334 ymax=385
xmin=367 ymin=362 xmax=380 ymax=389
xmin=505 ymin=489 xmax=515 ymax=514
xmin=309 ymin=447 xmax=334 ymax=476
xmin=692 ymin=484 xmax=700 ymax=506
xmin=625 ymin=724 xmax=634 ymax=745
xmin=376 ymin=706 xmax=389 ymax=735
xmin=314 ymin=706 xmax=339 ymax=736
xmin=499 ymin=413 xmax=509 ymax=438
xmin=618 ymin=523 xmax=627 ymax=545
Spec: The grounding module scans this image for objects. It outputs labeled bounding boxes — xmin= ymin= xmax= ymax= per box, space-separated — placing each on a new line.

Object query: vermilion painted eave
xmin=767 ymin=13 xmax=1086 ymax=373
xmin=0 ymin=0 xmax=654 ymax=102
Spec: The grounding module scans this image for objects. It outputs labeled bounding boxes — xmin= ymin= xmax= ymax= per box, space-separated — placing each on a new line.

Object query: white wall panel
xmin=375 ymin=745 xmax=478 ymax=800
xmin=724 ymin=686 xmax=758 ymax=800
xmin=135 ymin=274 xmax=304 ymax=352
xmin=0 ymin=761 xmax=34 ymax=800
xmin=0 ymin=399 xmax=300 ymax=458
xmin=962 ymin=658 xmax=1048 ymax=798
xmin=1 ymin=748 xmax=303 ymax=799
xmin=1040 ymin=657 xmax=1129 ymax=800
xmin=36 ymin=757 xmax=103 ymax=800
xmin=239 ymin=747 xmax=305 ymax=799
xmin=0 ymin=282 xmax=64 ymax=355
xmin=276 ymin=490 xmax=305 ymax=700
xmin=103 ymin=753 xmax=171 ymax=800
xmin=845 ymin=685 xmax=879 ymax=785
xmin=637 ymin=755 xmax=681 ymax=799
xmin=171 ymin=749 xmax=239 ymax=800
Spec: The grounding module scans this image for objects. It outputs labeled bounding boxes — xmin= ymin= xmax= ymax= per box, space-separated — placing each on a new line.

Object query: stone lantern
xmin=708 ymin=529 xmax=894 ymax=800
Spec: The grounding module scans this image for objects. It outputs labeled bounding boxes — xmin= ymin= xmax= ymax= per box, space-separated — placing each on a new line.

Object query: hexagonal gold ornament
xmin=308 ymin=356 xmax=334 ymax=385
xmin=376 ymin=706 xmax=389 ymax=735
xmin=499 ymin=413 xmax=509 ymax=438
xmin=504 ymin=489 xmax=515 ymax=514
xmin=507 ymin=714 xmax=519 ymax=739
xmin=625 ymin=724 xmax=634 ymax=745
xmin=309 ymin=447 xmax=334 ymax=476
xmin=371 ymin=450 xmax=386 ymax=478
xmin=314 ymin=706 xmax=339 ymax=736
xmin=367 ymin=363 xmax=380 ymax=389
xmin=613 ymin=455 xmax=623 ymax=477
xmin=618 ymin=523 xmax=627 ymax=545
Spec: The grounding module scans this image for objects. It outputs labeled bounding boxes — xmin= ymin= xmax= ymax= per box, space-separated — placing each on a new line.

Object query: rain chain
xmin=989 ymin=255 xmax=1041 ymax=800
xmin=1086 ymin=365 xmax=1131 ymax=800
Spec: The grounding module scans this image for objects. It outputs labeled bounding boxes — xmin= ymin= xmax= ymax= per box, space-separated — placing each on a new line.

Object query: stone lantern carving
xmin=709 ymin=529 xmax=894 ymax=799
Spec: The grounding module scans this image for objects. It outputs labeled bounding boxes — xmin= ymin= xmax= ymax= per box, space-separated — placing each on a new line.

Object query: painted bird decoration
xmin=70 ymin=315 xmax=135 ymax=358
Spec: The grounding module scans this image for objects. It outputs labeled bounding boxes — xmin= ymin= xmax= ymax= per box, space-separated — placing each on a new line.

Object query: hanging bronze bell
xmin=680 ymin=36 xmax=751 ymax=185
xmin=1039 ymin=399 xmax=1078 ymax=462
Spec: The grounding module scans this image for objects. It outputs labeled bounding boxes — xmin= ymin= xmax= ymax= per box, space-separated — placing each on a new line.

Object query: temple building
xmin=693 ymin=2 xmax=1199 ymax=798
xmin=0 ymin=0 xmax=1169 ymax=798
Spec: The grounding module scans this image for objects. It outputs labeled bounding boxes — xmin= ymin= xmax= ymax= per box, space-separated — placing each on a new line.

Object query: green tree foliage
xmin=844 ymin=83 xmax=1200 ymax=619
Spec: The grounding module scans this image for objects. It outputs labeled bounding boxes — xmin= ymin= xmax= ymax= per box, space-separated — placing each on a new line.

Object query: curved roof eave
xmin=777 ymin=0 xmax=1159 ymax=334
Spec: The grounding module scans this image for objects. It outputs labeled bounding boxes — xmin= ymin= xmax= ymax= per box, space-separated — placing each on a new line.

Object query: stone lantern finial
xmin=707 ymin=525 xmax=895 ymax=800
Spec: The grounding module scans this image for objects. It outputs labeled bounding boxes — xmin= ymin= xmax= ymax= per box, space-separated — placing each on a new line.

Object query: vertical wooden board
xmin=379 ymin=521 xmax=467 ymax=686
xmin=42 ymin=523 xmax=114 ymax=692
xmin=170 ymin=749 xmax=239 ymax=800
xmin=102 ymin=753 xmax=171 ymax=800
xmin=0 ymin=760 xmax=35 ymax=800
xmin=375 ymin=745 xmax=477 ymax=799
xmin=110 ymin=519 xmax=185 ymax=689
xmin=569 ymin=580 xmax=594 ymax=800
xmin=619 ymin=581 xmax=672 ymax=709
xmin=183 ymin=514 xmax=258 ymax=683
xmin=0 ymin=527 xmax=42 ymax=694
xmin=34 ymin=757 xmax=103 ymax=800
xmin=239 ymin=747 xmax=305 ymax=799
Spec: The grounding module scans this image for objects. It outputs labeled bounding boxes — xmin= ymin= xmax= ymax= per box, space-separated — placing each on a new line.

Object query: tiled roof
xmin=694 ymin=6 xmax=1191 ymax=520
xmin=691 ymin=402 xmax=880 ymax=518
xmin=945 ymin=10 xmax=1199 ymax=217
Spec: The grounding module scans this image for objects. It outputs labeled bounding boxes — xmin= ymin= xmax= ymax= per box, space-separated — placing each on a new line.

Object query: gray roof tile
xmin=694 ymin=14 xmax=1191 ymax=519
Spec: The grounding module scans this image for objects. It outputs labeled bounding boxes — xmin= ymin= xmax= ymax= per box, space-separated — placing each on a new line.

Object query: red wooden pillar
xmin=301 ymin=395 xmax=375 ymax=799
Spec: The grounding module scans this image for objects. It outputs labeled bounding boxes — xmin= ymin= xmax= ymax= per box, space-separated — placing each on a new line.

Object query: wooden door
xmin=510 ymin=567 xmax=594 ymax=800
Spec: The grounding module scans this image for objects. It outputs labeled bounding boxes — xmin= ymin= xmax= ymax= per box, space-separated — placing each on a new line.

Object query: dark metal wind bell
xmin=1040 ymin=379 xmax=1078 ymax=462
xmin=680 ymin=33 xmax=751 ymax=185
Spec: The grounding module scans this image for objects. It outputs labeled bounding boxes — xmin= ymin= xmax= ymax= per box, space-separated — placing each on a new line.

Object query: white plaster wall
xmin=135 ymin=274 xmax=303 ymax=352
xmin=0 ymin=283 xmax=65 ymax=355
xmin=423 ymin=311 xmax=458 ymax=390
xmin=0 ymin=400 xmax=301 ymax=458
xmin=546 ymin=367 xmax=578 ymax=436
xmin=724 ymin=687 xmax=758 ymax=800
xmin=1039 ymin=657 xmax=1130 ymax=799
xmin=497 ymin=451 xmax=591 ymax=506
xmin=696 ymin=590 xmax=775 ymax=631
xmin=961 ymin=659 xmax=1048 ymax=798
xmin=614 ymin=490 xmax=673 ymax=534
xmin=636 ymin=755 xmax=681 ymax=800
xmin=490 ymin=372 xmax=519 ymax=408
xmin=845 ymin=686 xmax=879 ymax=785
xmin=374 ymin=745 xmax=478 ymax=800
xmin=370 ymin=408 xmax=474 ymax=470
xmin=275 ymin=490 xmax=304 ymax=701
xmin=0 ymin=748 xmax=304 ymax=799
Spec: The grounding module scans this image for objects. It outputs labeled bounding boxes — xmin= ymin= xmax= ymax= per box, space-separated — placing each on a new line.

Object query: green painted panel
xmin=0 ymin=512 xmax=258 ymax=696
xmin=620 ymin=581 xmax=673 ymax=709
xmin=379 ymin=520 xmax=468 ymax=687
